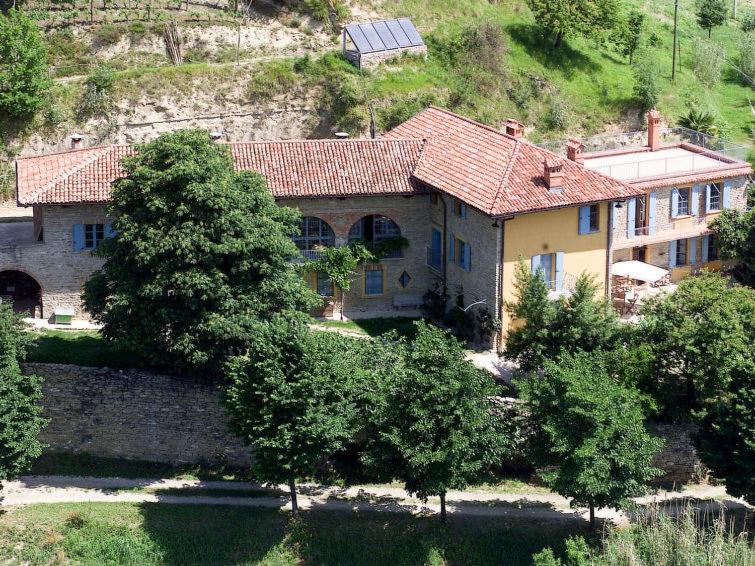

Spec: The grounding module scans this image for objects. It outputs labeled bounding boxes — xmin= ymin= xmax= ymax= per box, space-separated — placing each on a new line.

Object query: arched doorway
xmin=0 ymin=271 xmax=42 ymax=317
xmin=348 ymin=215 xmax=402 ymax=258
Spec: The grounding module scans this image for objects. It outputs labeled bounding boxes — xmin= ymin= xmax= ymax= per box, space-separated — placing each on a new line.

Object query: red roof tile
xmin=16 ymin=139 xmax=425 ymax=206
xmin=386 ymin=106 xmax=644 ymax=216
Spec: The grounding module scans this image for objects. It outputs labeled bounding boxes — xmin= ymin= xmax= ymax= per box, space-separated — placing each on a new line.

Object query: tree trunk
xmin=554 ymin=30 xmax=564 ymax=48
xmin=289 ymin=478 xmax=299 ymax=517
xmin=589 ymin=503 xmax=596 ymax=530
xmin=440 ymin=491 xmax=447 ymax=523
xmin=708 ymin=28 xmax=711 ymax=39
xmin=339 ymin=286 xmax=345 ymax=321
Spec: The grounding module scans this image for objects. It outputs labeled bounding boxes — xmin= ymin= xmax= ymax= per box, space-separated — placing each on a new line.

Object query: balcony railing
xmin=543 ymin=273 xmax=579 ymax=296
xmin=426 ymin=247 xmax=442 ymax=271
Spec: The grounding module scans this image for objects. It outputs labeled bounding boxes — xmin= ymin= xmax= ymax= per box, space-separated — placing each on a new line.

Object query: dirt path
xmin=1 ymin=476 xmax=748 ymax=524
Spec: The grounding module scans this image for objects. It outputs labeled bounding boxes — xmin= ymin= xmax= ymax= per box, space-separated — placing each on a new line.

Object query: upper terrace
xmin=540 ymin=112 xmax=751 ymax=186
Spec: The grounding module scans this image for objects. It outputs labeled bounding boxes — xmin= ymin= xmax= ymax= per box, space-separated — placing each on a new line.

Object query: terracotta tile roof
xmin=385 ymin=106 xmax=644 ymax=216
xmin=16 ymin=139 xmax=425 ymax=206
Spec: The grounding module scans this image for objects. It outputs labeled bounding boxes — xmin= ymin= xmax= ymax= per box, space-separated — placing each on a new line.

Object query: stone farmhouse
xmin=2 ymin=107 xmax=751 ymax=348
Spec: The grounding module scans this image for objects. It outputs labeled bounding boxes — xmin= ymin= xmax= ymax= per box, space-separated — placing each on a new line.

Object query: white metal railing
xmin=542 ymin=273 xmax=579 ymax=294
xmin=590 ymin=152 xmax=734 ymax=181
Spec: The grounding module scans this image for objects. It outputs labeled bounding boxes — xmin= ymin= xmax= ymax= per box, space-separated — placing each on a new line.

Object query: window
xmin=293 ymin=216 xmax=335 ymax=256
xmin=707 ymin=183 xmax=722 ymax=212
xmin=398 ymin=271 xmax=412 ymax=288
xmin=316 ymin=272 xmax=333 ymax=297
xmin=450 ymin=235 xmax=471 ymax=271
xmin=349 ymin=215 xmax=402 ymax=258
xmin=675 ymin=188 xmax=690 ymax=216
xmin=708 ymin=236 xmax=719 ymax=261
xmin=578 ymin=205 xmax=600 ymax=235
xmin=539 ymin=253 xmax=555 ymax=288
xmin=364 ymin=266 xmax=384 ymax=296
xmin=453 ymin=199 xmax=468 ymax=219
xmin=675 ymin=238 xmax=688 ymax=266
xmin=428 ymin=227 xmax=442 ymax=270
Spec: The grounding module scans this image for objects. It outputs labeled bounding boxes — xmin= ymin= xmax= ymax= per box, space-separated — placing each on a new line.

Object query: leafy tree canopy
xmin=224 ymin=318 xmax=360 ymax=515
xmin=617 ymin=9 xmax=644 ymax=64
xmin=0 ymin=9 xmax=51 ymax=117
xmin=695 ymin=0 xmax=728 ymax=37
xmin=83 ymin=129 xmax=318 ymax=374
xmin=517 ymin=350 xmax=663 ymax=529
xmin=505 ymin=262 xmax=620 ymax=373
xmin=527 ymin=0 xmax=621 ymax=47
xmin=370 ymin=322 xmax=511 ymax=521
xmin=710 ymin=205 xmax=755 ymax=287
xmin=0 ymin=305 xmax=46 ymax=484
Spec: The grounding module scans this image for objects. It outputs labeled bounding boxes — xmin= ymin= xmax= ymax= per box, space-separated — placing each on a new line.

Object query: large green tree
xmin=694 ymin=358 xmax=755 ymax=505
xmin=710 ymin=204 xmax=755 ymax=287
xmin=224 ymin=318 xmax=358 ymax=516
xmin=505 ymin=263 xmax=620 ymax=373
xmin=617 ymin=9 xmax=644 ymax=64
xmin=695 ymin=0 xmax=728 ymax=38
xmin=0 ymin=9 xmax=51 ymax=116
xmin=371 ymin=322 xmax=510 ymax=522
xmin=526 ymin=0 xmax=620 ymax=47
xmin=0 ymin=305 xmax=46 ymax=487
xmin=517 ymin=351 xmax=663 ymax=529
xmin=83 ymin=129 xmax=318 ymax=374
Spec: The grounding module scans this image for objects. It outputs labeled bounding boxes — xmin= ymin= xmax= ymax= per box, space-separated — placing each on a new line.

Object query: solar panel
xmin=373 ymin=21 xmax=400 ymax=50
xmin=385 ymin=19 xmax=412 ymax=48
xmin=346 ymin=19 xmax=424 ymax=54
xmin=399 ymin=18 xmax=423 ymax=46
xmin=359 ymin=22 xmax=386 ymax=52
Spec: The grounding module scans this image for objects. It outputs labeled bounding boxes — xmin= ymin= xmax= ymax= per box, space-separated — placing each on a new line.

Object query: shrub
xmin=632 ymin=54 xmax=660 ymax=110
xmin=247 ymin=59 xmax=297 ymax=101
xmin=692 ymin=40 xmax=725 ymax=86
xmin=77 ymin=65 xmax=116 ymax=119
xmin=741 ymin=9 xmax=755 ymax=31
xmin=678 ymin=109 xmax=718 ymax=136
xmin=93 ymin=23 xmax=123 ymax=46
xmin=739 ymin=33 xmax=755 ymax=85
xmin=127 ymin=21 xmax=148 ymax=42
xmin=378 ymin=92 xmax=440 ymax=131
xmin=545 ymin=93 xmax=568 ymax=130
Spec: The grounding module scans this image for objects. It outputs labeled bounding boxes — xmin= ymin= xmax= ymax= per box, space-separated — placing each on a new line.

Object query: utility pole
xmin=733 ymin=0 xmax=737 ymax=19
xmin=672 ymin=0 xmax=679 ymax=81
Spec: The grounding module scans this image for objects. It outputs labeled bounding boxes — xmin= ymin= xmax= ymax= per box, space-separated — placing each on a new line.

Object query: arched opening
xmin=293 ymin=216 xmax=335 ymax=260
xmin=348 ymin=215 xmax=402 ymax=258
xmin=0 ymin=270 xmax=42 ymax=317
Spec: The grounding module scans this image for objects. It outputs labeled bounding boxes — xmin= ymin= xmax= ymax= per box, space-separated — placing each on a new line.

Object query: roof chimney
xmin=209 ymin=131 xmax=223 ymax=142
xmin=70 ymin=134 xmax=83 ymax=149
xmin=566 ymin=137 xmax=584 ymax=165
xmin=335 ymin=132 xmax=350 ymax=140
xmin=543 ymin=158 xmax=564 ymax=193
xmin=504 ymin=119 xmax=524 ymax=138
xmin=647 ymin=109 xmax=662 ymax=151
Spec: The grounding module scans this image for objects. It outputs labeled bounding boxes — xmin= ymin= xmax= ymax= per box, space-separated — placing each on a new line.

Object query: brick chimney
xmin=566 ymin=138 xmax=584 ymax=165
xmin=543 ymin=158 xmax=564 ymax=192
xmin=504 ymin=119 xmax=524 ymax=138
xmin=647 ymin=109 xmax=662 ymax=151
xmin=70 ymin=134 xmax=83 ymax=149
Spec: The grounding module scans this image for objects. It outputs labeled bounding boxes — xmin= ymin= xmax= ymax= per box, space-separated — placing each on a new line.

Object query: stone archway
xmin=0 ymin=270 xmax=42 ymax=317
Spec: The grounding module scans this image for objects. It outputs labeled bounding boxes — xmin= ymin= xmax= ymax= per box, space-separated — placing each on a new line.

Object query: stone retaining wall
xmin=23 ymin=363 xmax=251 ymax=467
xmin=23 ymin=363 xmax=704 ymax=485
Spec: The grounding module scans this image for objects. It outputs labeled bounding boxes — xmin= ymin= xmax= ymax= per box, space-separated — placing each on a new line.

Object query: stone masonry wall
xmin=25 ymin=363 xmax=704 ymax=484
xmin=24 ymin=363 xmax=251 ymax=467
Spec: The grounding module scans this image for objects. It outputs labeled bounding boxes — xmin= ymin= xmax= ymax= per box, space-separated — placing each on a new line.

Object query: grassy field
xmin=0 ymin=502 xmax=585 ymax=565
xmin=316 ymin=316 xmax=421 ymax=339
xmin=25 ymin=330 xmax=140 ymax=368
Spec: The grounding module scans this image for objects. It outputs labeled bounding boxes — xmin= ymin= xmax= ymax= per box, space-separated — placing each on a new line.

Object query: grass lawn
xmin=0 ymin=502 xmax=586 ymax=565
xmin=25 ymin=330 xmax=140 ymax=368
xmin=316 ymin=317 xmax=421 ymax=339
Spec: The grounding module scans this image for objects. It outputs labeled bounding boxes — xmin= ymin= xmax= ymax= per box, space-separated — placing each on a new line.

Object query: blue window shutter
xmin=448 ymin=233 xmax=455 ymax=262
xmin=626 ymin=198 xmax=636 ymax=238
xmin=702 ymin=235 xmax=709 ymax=263
xmin=692 ymin=185 xmax=701 ymax=215
xmin=578 ymin=206 xmax=590 ymax=235
xmin=531 ymin=254 xmax=541 ymax=275
xmin=461 ymin=203 xmax=468 ymax=219
xmin=723 ymin=181 xmax=731 ymax=209
xmin=555 ymin=252 xmax=565 ymax=291
xmin=669 ymin=240 xmax=677 ymax=269
xmin=704 ymin=184 xmax=711 ymax=213
xmin=689 ymin=237 xmax=697 ymax=264
xmin=72 ymin=224 xmax=84 ymax=252
xmin=463 ymin=243 xmax=471 ymax=271
xmin=104 ymin=222 xmax=116 ymax=239
xmin=648 ymin=192 xmax=657 ymax=235
xmin=612 ymin=202 xmax=618 ymax=226
xmin=671 ymin=188 xmax=679 ymax=218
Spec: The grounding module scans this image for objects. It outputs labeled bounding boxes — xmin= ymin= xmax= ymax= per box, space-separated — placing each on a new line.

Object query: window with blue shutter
xmin=364 ymin=266 xmax=384 ymax=296
xmin=692 ymin=185 xmax=701 ymax=215
xmin=707 ymin=183 xmax=722 ymax=212
xmin=671 ymin=188 xmax=679 ymax=217
xmin=531 ymin=254 xmax=541 ymax=275
xmin=689 ymin=236 xmax=697 ymax=264
xmin=722 ymin=181 xmax=731 ymax=209
xmin=669 ymin=240 xmax=677 ymax=268
xmin=461 ymin=242 xmax=471 ymax=271
xmin=701 ymin=235 xmax=709 ymax=263
xmin=72 ymin=224 xmax=85 ymax=252
xmin=448 ymin=232 xmax=455 ymax=262
xmin=626 ymin=198 xmax=636 ymax=238
xmin=648 ymin=192 xmax=657 ymax=235
xmin=104 ymin=223 xmax=116 ymax=239
xmin=555 ymin=252 xmax=565 ymax=291
xmin=578 ymin=206 xmax=590 ymax=235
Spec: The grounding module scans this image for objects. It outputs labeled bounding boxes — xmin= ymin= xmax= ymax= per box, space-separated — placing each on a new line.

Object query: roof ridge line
xmin=15 ymin=144 xmax=123 ymax=161
xmin=229 ymin=138 xmax=424 ymax=146
xmin=23 ymin=146 xmax=113 ymax=203
xmin=425 ymin=105 xmax=520 ymax=143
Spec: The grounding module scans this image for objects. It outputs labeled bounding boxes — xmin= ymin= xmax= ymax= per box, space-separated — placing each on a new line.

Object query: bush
xmin=127 ymin=21 xmax=148 ymax=42
xmin=692 ymin=40 xmax=725 ymax=86
xmin=632 ymin=55 xmax=660 ymax=110
xmin=93 ymin=23 xmax=123 ymax=46
xmin=741 ymin=9 xmax=755 ymax=31
xmin=545 ymin=93 xmax=568 ymax=130
xmin=77 ymin=65 xmax=116 ymax=119
xmin=378 ymin=92 xmax=440 ymax=131
xmin=739 ymin=33 xmax=755 ymax=85
xmin=247 ymin=59 xmax=297 ymax=101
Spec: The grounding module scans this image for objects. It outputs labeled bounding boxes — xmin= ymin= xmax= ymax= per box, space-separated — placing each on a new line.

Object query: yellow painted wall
xmin=501 ymin=203 xmax=609 ymax=336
